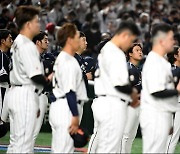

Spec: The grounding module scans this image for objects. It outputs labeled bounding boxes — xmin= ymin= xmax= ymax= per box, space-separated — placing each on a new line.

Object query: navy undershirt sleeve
xmin=66 ymin=90 xmax=79 ymax=116
xmin=152 ymin=89 xmax=178 ymax=98
xmin=115 ymin=85 xmax=133 ymax=94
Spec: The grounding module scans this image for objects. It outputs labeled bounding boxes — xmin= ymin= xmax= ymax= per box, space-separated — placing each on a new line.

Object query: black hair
xmin=91 ymin=21 xmax=100 ymax=30
xmin=33 ymin=31 xmax=48 ymax=44
xmin=127 ymin=43 xmax=142 ymax=59
xmin=14 ymin=5 xmax=40 ymax=30
xmin=170 ymin=9 xmax=178 ymax=16
xmin=115 ymin=21 xmax=140 ymax=36
xmin=1 ymin=8 xmax=9 ymax=15
xmin=151 ymin=23 xmax=173 ymax=39
xmin=80 ymin=31 xmax=85 ymax=38
xmin=167 ymin=46 xmax=180 ymax=64
xmin=57 ymin=23 xmax=77 ymax=48
xmin=0 ymin=29 xmax=11 ymax=45
xmin=96 ymin=39 xmax=110 ymax=54
xmin=174 ymin=33 xmax=180 ymax=46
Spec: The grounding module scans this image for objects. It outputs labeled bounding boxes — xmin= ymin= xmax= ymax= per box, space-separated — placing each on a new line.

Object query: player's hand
xmin=130 ymin=99 xmax=140 ymax=108
xmin=86 ymin=72 xmax=93 ymax=80
xmin=130 ymin=88 xmax=140 ymax=108
xmin=176 ymin=80 xmax=180 ymax=94
xmin=37 ymin=109 xmax=40 ymax=118
xmin=47 ymin=73 xmax=54 ymax=82
xmin=69 ymin=116 xmax=79 ymax=135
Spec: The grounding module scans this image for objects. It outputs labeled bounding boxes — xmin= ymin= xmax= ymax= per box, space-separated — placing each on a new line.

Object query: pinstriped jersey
xmin=10 ymin=34 xmax=44 ymax=88
xmin=52 ymin=51 xmax=87 ymax=101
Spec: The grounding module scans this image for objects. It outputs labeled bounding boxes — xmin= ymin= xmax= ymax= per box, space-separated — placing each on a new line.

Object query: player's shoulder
xmin=101 ymin=41 xmax=116 ymax=52
xmin=101 ymin=41 xmax=124 ymax=59
xmin=15 ymin=34 xmax=36 ymax=49
xmin=144 ymin=51 xmax=159 ymax=65
xmin=56 ymin=51 xmax=79 ymax=67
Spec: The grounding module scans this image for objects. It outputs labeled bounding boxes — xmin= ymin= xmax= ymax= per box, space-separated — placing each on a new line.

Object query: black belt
xmin=95 ymin=95 xmax=130 ymax=105
xmin=95 ymin=95 xmax=106 ymax=98
xmin=51 ymin=95 xmax=66 ymax=103
xmin=51 ymin=95 xmax=82 ymax=105
xmin=14 ymin=85 xmax=41 ymax=95
xmin=120 ymin=98 xmax=131 ymax=105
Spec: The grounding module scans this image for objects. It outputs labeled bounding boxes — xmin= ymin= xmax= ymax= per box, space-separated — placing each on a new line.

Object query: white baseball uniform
xmin=88 ymin=41 xmax=131 ymax=153
xmin=121 ymin=62 xmax=142 ymax=153
xmin=33 ymin=93 xmax=48 ymax=145
xmin=4 ymin=34 xmax=44 ymax=153
xmin=140 ymin=51 xmax=180 ymax=153
xmin=166 ymin=96 xmax=180 ymax=153
xmin=49 ymin=51 xmax=87 ymax=153
xmin=121 ymin=106 xmax=140 ymax=153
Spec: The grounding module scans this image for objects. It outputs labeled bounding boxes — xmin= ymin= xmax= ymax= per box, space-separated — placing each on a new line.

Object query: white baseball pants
xmin=140 ymin=107 xmax=173 ymax=153
xmin=121 ymin=106 xmax=140 ymax=153
xmin=88 ymin=96 xmax=128 ymax=153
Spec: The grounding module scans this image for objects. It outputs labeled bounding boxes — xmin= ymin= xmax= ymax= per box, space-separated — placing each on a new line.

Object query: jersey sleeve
xmin=145 ymin=65 xmax=166 ymax=94
xmin=20 ymin=43 xmax=43 ymax=78
xmin=105 ymin=51 xmax=129 ymax=87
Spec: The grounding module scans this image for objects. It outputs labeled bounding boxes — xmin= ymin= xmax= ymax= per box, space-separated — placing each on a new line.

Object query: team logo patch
xmin=174 ymin=76 xmax=178 ymax=83
xmin=130 ymin=75 xmax=135 ymax=81
xmin=45 ymin=68 xmax=49 ymax=74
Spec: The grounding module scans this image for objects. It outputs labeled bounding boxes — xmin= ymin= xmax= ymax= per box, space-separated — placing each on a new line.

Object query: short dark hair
xmin=2 ymin=8 xmax=9 ymax=15
xmin=115 ymin=21 xmax=140 ymax=36
xmin=170 ymin=9 xmax=178 ymax=16
xmin=80 ymin=31 xmax=85 ymax=38
xmin=127 ymin=43 xmax=142 ymax=59
xmin=57 ymin=23 xmax=78 ymax=47
xmin=33 ymin=31 xmax=48 ymax=44
xmin=14 ymin=5 xmax=40 ymax=30
xmin=151 ymin=23 xmax=173 ymax=39
xmin=0 ymin=29 xmax=11 ymax=45
xmin=167 ymin=46 xmax=180 ymax=64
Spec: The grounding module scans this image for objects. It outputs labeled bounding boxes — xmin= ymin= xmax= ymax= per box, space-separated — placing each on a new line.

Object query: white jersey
xmin=141 ymin=51 xmax=179 ymax=112
xmin=10 ymin=34 xmax=44 ymax=89
xmin=53 ymin=51 xmax=87 ymax=101
xmin=94 ymin=41 xmax=131 ymax=102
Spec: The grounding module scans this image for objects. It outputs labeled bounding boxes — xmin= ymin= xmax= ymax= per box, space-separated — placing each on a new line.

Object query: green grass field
xmin=0 ymin=132 xmax=180 ymax=153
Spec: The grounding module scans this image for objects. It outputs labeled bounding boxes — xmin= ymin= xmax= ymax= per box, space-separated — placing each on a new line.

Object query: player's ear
xmin=174 ymin=54 xmax=178 ymax=60
xmin=67 ymin=37 xmax=72 ymax=46
xmin=26 ymin=21 xmax=30 ymax=29
xmin=129 ymin=52 xmax=133 ymax=57
xmin=159 ymin=38 xmax=164 ymax=47
xmin=36 ymin=40 xmax=41 ymax=46
xmin=121 ymin=30 xmax=130 ymax=41
xmin=1 ymin=39 xmax=5 ymax=45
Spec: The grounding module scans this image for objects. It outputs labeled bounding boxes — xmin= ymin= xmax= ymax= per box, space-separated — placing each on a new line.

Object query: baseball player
xmin=49 ymin=23 xmax=87 ymax=153
xmin=74 ymin=31 xmax=90 ymax=121
xmin=166 ymin=46 xmax=180 ymax=153
xmin=88 ymin=21 xmax=140 ymax=153
xmin=0 ymin=29 xmax=13 ymax=117
xmin=74 ymin=32 xmax=92 ymax=85
xmin=121 ymin=43 xmax=143 ymax=153
xmin=32 ymin=31 xmax=53 ymax=145
xmin=140 ymin=23 xmax=180 ymax=153
xmin=3 ymin=6 xmax=52 ymax=153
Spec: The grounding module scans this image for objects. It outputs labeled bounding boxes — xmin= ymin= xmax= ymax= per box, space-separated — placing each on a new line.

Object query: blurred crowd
xmin=0 ymin=0 xmax=180 ymax=58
